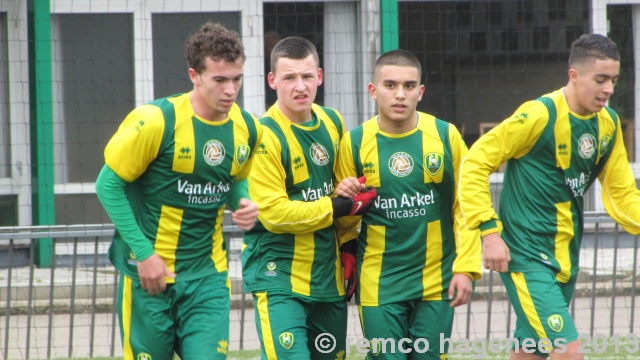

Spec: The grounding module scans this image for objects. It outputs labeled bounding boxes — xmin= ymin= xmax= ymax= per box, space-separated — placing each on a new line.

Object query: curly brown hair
xmin=185 ymin=22 xmax=245 ymax=73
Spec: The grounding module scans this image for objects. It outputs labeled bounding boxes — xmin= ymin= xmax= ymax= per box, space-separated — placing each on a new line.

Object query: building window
xmin=549 ymin=0 xmax=567 ymax=21
xmin=51 ymin=14 xmax=135 ymax=185
xmin=470 ymin=32 xmax=486 ymax=52
xmin=487 ymin=2 xmax=503 ymax=26
xmin=533 ymin=27 xmax=550 ymax=50
xmin=502 ymin=29 xmax=519 ymax=51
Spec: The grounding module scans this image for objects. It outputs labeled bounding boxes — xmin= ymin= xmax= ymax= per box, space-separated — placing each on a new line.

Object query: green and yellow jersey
xmin=101 ymin=92 xmax=262 ymax=283
xmin=335 ymin=113 xmax=482 ymax=306
xmin=460 ymin=88 xmax=640 ymax=283
xmin=241 ymin=103 xmax=346 ymax=302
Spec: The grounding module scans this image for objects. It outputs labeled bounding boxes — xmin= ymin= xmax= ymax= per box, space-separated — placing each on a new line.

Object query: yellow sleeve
xmin=104 ymin=104 xmax=165 ymax=182
xmin=448 ymin=124 xmax=482 ymax=280
xmin=333 ymin=131 xmax=361 ymax=247
xmin=459 ymin=100 xmax=548 ymax=234
xmin=599 ymin=120 xmax=640 ymax=234
xmin=248 ymin=127 xmax=333 ymax=234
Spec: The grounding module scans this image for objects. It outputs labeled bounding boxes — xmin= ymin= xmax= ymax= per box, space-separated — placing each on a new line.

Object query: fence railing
xmin=0 ymin=213 xmax=638 ymax=359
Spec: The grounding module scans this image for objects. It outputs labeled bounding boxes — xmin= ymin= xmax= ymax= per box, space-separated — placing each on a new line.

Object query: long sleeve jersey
xmin=241 ymin=103 xmax=347 ymax=301
xmin=335 ymin=113 xmax=482 ymax=306
xmin=96 ymin=93 xmax=262 ymax=283
xmin=459 ymin=88 xmax=640 ymax=282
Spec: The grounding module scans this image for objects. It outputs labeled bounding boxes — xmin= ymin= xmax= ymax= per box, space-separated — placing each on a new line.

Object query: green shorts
xmin=117 ymin=273 xmax=231 ymax=360
xmin=253 ymin=291 xmax=348 ymax=360
xmin=500 ymin=271 xmax=578 ymax=357
xmin=359 ymin=300 xmax=454 ymax=360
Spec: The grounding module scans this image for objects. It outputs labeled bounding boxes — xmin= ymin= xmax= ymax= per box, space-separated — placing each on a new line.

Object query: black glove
xmin=331 ymin=177 xmax=377 ymax=218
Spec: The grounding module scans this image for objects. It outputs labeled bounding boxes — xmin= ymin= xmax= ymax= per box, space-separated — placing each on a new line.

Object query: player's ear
xmin=189 ymin=68 xmax=200 ymax=86
xmin=368 ymin=83 xmax=377 ymax=100
xmin=317 ymin=67 xmax=323 ymax=86
xmin=268 ymin=72 xmax=277 ymax=90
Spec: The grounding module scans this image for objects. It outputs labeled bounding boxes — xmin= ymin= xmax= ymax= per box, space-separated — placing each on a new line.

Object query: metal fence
xmin=0 ymin=213 xmax=638 ymax=360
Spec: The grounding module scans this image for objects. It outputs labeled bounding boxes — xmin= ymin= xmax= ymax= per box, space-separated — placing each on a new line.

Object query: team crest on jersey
xmin=137 ymin=353 xmax=152 ymax=360
xmin=310 ymin=142 xmax=330 ymax=166
xmin=279 ymin=332 xmax=294 ymax=350
xmin=265 ymin=261 xmax=277 ymax=276
xmin=203 ymin=140 xmax=225 ymax=166
xmin=578 ymin=133 xmax=596 ymax=159
xmin=389 ymin=152 xmax=414 ymax=177
xmin=424 ymin=152 xmax=443 ymax=176
xmin=547 ymin=314 xmax=564 ymax=332
xmin=235 ymin=144 xmax=250 ymax=167
xmin=127 ymin=252 xmax=138 ymax=266
xmin=598 ymin=135 xmax=612 ymax=157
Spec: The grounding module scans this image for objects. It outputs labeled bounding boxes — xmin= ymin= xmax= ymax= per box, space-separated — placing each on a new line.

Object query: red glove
xmin=332 ymin=176 xmax=377 ymax=218
xmin=340 ymin=240 xmax=357 ymax=301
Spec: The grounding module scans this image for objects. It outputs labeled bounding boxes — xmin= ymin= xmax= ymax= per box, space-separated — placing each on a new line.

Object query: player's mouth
xmin=294 ymin=94 xmax=308 ymax=102
xmin=392 ymin=104 xmax=407 ymax=112
xmin=595 ymin=97 xmax=608 ymax=107
xmin=221 ymin=99 xmax=234 ymax=107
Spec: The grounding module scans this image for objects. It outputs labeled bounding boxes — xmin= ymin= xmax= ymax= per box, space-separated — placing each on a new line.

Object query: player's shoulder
xmin=312 ymin=103 xmax=345 ymax=133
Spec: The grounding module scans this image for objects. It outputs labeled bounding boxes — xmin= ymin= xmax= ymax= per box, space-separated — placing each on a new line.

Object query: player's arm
xmin=96 ymin=165 xmax=154 ymax=262
xmin=448 ymin=124 xmax=481 ymax=306
xmin=97 ymin=106 xmax=176 ymax=294
xmin=97 ymin=105 xmax=165 ymax=261
xmin=458 ymin=100 xmax=547 ymax=234
xmin=248 ymin=128 xmax=333 ymax=234
xmin=449 ymin=123 xmax=482 ymax=280
xmin=598 ymin=118 xmax=640 ymax=234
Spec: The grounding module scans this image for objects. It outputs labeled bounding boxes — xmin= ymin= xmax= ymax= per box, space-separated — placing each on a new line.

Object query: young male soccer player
xmin=241 ymin=36 xmax=376 ymax=360
xmin=96 ymin=22 xmax=262 ymax=360
xmin=459 ymin=33 xmax=640 ymax=360
xmin=335 ymin=49 xmax=482 ymax=359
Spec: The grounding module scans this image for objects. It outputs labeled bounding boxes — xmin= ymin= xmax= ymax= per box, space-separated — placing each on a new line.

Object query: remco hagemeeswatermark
xmin=314 ymin=332 xmax=640 ymax=356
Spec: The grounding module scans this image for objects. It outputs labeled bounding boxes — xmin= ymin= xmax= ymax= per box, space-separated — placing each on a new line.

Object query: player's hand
xmin=137 ymin=253 xmax=176 ymax=296
xmin=482 ymin=232 xmax=511 ymax=272
xmin=232 ymin=198 xmax=259 ymax=230
xmin=331 ymin=177 xmax=377 ymax=218
xmin=336 ymin=176 xmax=366 ymax=198
xmin=340 ymin=240 xmax=357 ymax=302
xmin=449 ymin=273 xmax=472 ymax=307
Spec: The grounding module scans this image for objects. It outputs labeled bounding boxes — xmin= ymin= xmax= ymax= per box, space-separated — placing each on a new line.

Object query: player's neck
xmin=377 ymin=113 xmax=418 ymax=134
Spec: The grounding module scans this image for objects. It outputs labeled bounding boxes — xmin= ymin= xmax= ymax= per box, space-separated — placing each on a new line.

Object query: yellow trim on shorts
xmin=511 ymin=272 xmax=548 ymax=340
xmin=256 ymin=292 xmax=277 ymax=359
xmin=122 ymin=275 xmax=134 ymax=360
